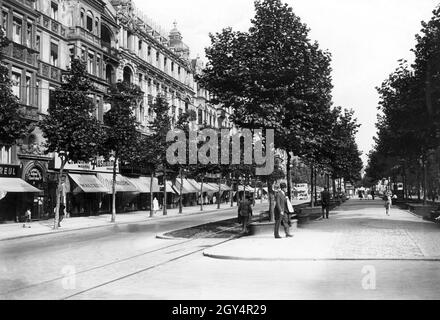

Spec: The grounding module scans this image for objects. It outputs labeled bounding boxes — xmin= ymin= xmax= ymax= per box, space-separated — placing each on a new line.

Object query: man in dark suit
xmin=274 ymin=182 xmax=293 ymax=238
xmin=321 ymin=187 xmax=331 ymax=219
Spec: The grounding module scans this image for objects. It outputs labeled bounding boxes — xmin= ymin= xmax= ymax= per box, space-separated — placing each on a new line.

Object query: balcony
xmin=3 ymin=42 xmax=38 ymax=68
xmin=67 ymin=26 xmax=100 ymax=47
xmin=19 ymin=104 xmax=39 ymax=122
xmin=101 ymin=41 xmax=119 ymax=59
xmin=38 ymin=14 xmax=67 ymax=38
xmin=39 ymin=61 xmax=62 ymax=82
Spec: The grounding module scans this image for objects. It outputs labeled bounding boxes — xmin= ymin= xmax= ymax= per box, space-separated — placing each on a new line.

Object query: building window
xmin=12 ymin=16 xmax=22 ymax=44
xmin=96 ymin=54 xmax=101 ymax=77
xmin=138 ymin=40 xmax=142 ymax=51
xmin=50 ymin=42 xmax=58 ymax=66
xmin=26 ymin=21 xmax=32 ymax=47
xmin=156 ymin=51 xmax=159 ymax=62
xmin=88 ymin=51 xmax=94 ymax=74
xmin=178 ymin=66 xmax=181 ymax=75
xmin=171 ymin=62 xmax=174 ymax=72
xmin=36 ymin=33 xmax=40 ymax=53
xmin=49 ymin=87 xmax=56 ymax=110
xmin=138 ymin=73 xmax=142 ymax=85
xmin=51 ymin=2 xmax=58 ymax=20
xmin=2 ymin=11 xmax=8 ymax=33
xmin=86 ymin=12 xmax=93 ymax=32
xmin=164 ymin=57 xmax=167 ymax=68
xmin=198 ymin=109 xmax=203 ymax=125
xmin=0 ymin=146 xmax=12 ymax=164
xmin=81 ymin=46 xmax=86 ymax=61
xmin=36 ymin=79 xmax=40 ymax=110
xmin=11 ymin=71 xmax=21 ymax=98
xmin=95 ymin=18 xmax=99 ymax=35
xmin=147 ymin=46 xmax=151 ymax=56
xmin=80 ymin=10 xmax=85 ymax=28
xmin=25 ymin=73 xmax=31 ymax=105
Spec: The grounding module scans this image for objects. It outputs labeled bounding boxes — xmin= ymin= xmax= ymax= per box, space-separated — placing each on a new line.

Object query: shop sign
xmin=53 ymin=154 xmax=118 ymax=173
xmin=0 ymin=164 xmax=20 ymax=178
xmin=26 ymin=167 xmax=43 ymax=182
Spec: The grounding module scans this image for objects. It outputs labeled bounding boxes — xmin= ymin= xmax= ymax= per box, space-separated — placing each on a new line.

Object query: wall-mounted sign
xmin=53 ymin=154 xmax=118 ymax=173
xmin=26 ymin=167 xmax=43 ymax=182
xmin=0 ymin=164 xmax=20 ymax=178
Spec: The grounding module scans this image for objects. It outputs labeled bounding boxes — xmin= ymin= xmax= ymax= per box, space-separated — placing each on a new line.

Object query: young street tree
xmin=0 ymin=29 xmax=28 ymax=147
xmin=40 ymin=58 xmax=104 ymax=229
xmin=145 ymin=95 xmax=173 ymax=216
xmin=103 ymin=81 xmax=143 ymax=223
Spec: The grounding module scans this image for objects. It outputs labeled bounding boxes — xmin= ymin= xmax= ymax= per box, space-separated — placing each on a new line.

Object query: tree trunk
xmin=179 ymin=168 xmax=183 ymax=214
xmin=287 ymin=151 xmax=292 ymax=201
xmin=111 ymin=157 xmax=117 ymax=223
xmin=218 ymin=177 xmax=221 ymax=209
xmin=54 ymin=159 xmax=66 ymax=230
xmin=310 ymin=165 xmax=314 ymax=208
xmin=268 ymin=182 xmax=274 ymax=222
xmin=314 ymin=168 xmax=318 ymax=205
xmin=163 ymin=169 xmax=167 ymax=215
xmin=200 ymin=177 xmax=204 ymax=211
xmin=150 ymin=170 xmax=154 ymax=218
xmin=423 ymin=159 xmax=427 ymax=206
xmin=332 ymin=177 xmax=336 ymax=198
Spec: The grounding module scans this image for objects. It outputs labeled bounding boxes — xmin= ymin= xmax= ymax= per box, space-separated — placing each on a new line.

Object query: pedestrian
xmin=212 ymin=195 xmax=217 ymax=205
xmin=371 ymin=190 xmax=375 ymax=200
xmin=23 ymin=208 xmax=32 ymax=228
xmin=385 ymin=192 xmax=392 ymax=216
xmin=238 ymin=194 xmax=253 ymax=233
xmin=321 ymin=187 xmax=331 ymax=219
xmin=274 ymin=182 xmax=293 ymax=239
xmin=153 ymin=197 xmax=159 ymax=215
xmin=58 ymin=203 xmax=65 ymax=227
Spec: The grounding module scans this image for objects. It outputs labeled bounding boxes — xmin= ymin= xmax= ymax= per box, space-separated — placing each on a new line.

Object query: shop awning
xmin=204 ymin=183 xmax=220 ymax=193
xmin=0 ymin=177 xmax=42 ymax=193
xmin=96 ymin=173 xmax=139 ymax=194
xmin=164 ymin=180 xmax=178 ymax=194
xmin=124 ymin=176 xmax=161 ymax=193
xmin=187 ymin=179 xmax=209 ymax=192
xmin=68 ymin=174 xmax=109 ymax=193
xmin=174 ymin=178 xmax=199 ymax=194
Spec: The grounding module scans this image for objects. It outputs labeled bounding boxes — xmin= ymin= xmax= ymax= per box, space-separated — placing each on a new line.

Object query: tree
xmin=103 ymin=81 xmax=143 ymax=222
xmin=40 ymin=58 xmax=104 ymax=229
xmin=0 ymin=29 xmax=28 ymax=147
xmin=146 ymin=95 xmax=173 ymax=215
xmin=198 ymin=0 xmax=334 ymax=212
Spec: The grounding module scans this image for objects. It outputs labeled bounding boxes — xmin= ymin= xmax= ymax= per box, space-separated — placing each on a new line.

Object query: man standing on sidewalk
xmin=321 ymin=187 xmax=331 ymax=219
xmin=274 ymin=182 xmax=293 ymax=238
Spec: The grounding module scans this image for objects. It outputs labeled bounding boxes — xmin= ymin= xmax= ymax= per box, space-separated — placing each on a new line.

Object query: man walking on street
xmin=321 ymin=187 xmax=331 ymax=219
xmin=274 ymin=182 xmax=293 ymax=238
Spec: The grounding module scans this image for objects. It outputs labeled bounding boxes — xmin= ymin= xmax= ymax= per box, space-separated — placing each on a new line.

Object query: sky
xmin=134 ymin=0 xmax=440 ymax=166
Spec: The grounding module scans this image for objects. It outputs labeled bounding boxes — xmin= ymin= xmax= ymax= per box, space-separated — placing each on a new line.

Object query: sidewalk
xmin=204 ymin=199 xmax=440 ymax=261
xmin=0 ymin=201 xmax=266 ymax=241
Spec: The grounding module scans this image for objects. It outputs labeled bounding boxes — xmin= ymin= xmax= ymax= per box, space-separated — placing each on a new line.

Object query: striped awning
xmin=124 ymin=176 xmax=161 ymax=193
xmin=174 ymin=178 xmax=199 ymax=194
xmin=68 ymin=174 xmax=109 ymax=193
xmin=96 ymin=173 xmax=138 ymax=194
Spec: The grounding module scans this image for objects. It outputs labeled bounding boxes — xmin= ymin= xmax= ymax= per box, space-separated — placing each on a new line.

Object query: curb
xmin=202 ymin=251 xmax=440 ymax=261
xmin=155 ymin=210 xmax=268 ymax=240
xmin=0 ymin=205 xmax=242 ymax=242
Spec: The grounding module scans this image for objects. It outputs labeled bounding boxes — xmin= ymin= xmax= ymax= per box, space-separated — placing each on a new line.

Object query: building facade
xmin=0 ymin=0 xmax=229 ymax=221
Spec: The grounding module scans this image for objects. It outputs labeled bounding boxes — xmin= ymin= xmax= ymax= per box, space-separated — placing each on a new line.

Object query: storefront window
xmin=0 ymin=146 xmax=12 ymax=164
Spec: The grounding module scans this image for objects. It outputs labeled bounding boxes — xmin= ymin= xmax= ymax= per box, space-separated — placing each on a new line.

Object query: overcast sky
xmin=134 ymin=0 xmax=439 ymax=165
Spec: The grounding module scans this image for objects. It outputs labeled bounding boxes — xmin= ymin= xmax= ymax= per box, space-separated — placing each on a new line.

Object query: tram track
xmin=1 ymin=223 xmax=242 ymax=300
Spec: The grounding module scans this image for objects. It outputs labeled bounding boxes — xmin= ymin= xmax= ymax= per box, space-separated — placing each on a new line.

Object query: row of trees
xmin=1 ymin=0 xmax=364 ymax=226
xmin=366 ymin=6 xmax=440 ymax=204
xmin=197 ymin=0 xmax=363 ymax=211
